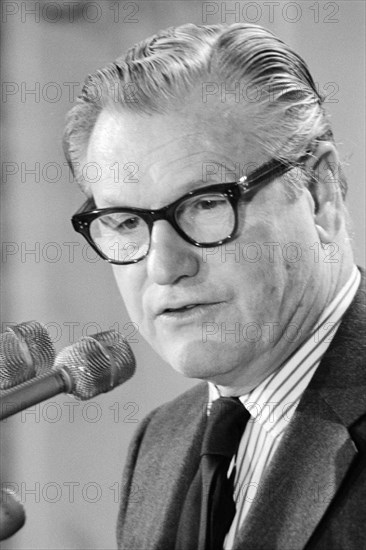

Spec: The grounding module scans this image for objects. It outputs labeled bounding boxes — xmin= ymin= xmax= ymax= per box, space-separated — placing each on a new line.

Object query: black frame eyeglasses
xmin=71 ymin=156 xmax=306 ymax=265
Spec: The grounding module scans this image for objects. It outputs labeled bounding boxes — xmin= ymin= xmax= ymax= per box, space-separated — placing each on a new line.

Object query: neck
xmin=216 ymin=259 xmax=356 ymax=397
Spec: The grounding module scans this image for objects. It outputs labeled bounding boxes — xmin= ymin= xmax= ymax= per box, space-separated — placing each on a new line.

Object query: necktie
xmin=175 ymin=397 xmax=250 ymax=550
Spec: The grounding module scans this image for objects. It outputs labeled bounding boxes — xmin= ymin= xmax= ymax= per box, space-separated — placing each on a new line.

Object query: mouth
xmin=156 ymin=302 xmax=223 ymax=321
xmin=162 ymin=304 xmax=203 ymax=314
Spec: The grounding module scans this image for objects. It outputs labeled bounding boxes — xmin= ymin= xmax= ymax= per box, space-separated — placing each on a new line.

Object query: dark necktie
xmin=175 ymin=397 xmax=250 ymax=550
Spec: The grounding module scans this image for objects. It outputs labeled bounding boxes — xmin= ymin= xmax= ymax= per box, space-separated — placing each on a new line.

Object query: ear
xmin=304 ymin=141 xmax=344 ymax=244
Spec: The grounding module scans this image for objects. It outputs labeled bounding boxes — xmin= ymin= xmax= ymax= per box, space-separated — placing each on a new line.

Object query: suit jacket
xmin=117 ymin=272 xmax=366 ymax=550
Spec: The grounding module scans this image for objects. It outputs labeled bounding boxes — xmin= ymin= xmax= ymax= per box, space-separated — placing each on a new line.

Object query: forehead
xmin=86 ymin=89 xmax=267 ymax=206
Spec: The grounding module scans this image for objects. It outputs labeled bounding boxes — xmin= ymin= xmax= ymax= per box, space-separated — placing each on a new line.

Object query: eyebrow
xmin=98 ymin=176 xmax=231 ymax=210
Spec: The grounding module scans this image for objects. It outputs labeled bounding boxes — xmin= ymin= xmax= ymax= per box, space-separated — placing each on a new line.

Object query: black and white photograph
xmin=1 ymin=1 xmax=365 ymax=549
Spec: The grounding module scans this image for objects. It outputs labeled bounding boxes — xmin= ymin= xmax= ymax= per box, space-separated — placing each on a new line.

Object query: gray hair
xmin=63 ymin=22 xmax=346 ymax=196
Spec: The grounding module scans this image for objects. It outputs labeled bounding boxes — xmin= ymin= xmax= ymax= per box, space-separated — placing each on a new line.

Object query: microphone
xmin=0 ymin=330 xmax=135 ymax=421
xmin=0 ymin=321 xmax=56 ymax=390
xmin=0 ymin=487 xmax=26 ymax=540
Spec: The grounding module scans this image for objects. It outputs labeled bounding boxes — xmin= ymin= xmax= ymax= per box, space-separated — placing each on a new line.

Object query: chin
xmin=159 ymin=339 xmax=252 ymax=383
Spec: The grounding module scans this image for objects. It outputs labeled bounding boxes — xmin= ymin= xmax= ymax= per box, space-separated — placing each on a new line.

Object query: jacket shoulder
xmin=116 ymin=383 xmax=208 ymax=548
xmin=147 ymin=382 xmax=208 ymax=428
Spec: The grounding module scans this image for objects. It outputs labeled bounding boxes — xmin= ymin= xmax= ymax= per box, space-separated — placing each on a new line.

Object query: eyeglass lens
xmin=89 ymin=192 xmax=236 ymax=263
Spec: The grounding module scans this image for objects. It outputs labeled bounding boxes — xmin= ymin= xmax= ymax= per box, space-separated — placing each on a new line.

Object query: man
xmin=64 ymin=23 xmax=365 ymax=550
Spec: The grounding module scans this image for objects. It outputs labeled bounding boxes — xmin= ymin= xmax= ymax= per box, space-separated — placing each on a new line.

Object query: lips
xmin=153 ymin=300 xmax=225 ymax=324
xmin=155 ymin=301 xmax=223 ymax=318
xmin=163 ymin=304 xmax=202 ymax=313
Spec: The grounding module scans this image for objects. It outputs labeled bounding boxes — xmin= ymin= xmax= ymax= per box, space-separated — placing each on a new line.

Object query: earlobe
xmin=304 ymin=141 xmax=343 ymax=244
xmin=315 ymin=223 xmax=333 ymax=245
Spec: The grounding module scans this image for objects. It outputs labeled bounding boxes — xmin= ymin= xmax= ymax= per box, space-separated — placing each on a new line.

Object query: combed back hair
xmin=63 ymin=22 xmax=347 ymax=197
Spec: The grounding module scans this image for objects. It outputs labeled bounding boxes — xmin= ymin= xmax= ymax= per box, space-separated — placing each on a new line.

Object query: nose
xmin=146 ymin=221 xmax=200 ymax=285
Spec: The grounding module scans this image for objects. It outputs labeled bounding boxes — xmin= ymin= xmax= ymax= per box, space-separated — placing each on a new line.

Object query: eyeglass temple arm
xmin=238 ymin=154 xmax=310 ymax=195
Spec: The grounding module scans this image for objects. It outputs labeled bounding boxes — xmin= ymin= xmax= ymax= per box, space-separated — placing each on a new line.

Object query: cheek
xmin=112 ymin=265 xmax=144 ymax=321
xmin=205 ymin=251 xmax=287 ymax=321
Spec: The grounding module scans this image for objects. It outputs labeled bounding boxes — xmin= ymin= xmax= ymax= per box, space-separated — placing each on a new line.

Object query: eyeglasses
xmin=71 ymin=156 xmax=306 ymax=265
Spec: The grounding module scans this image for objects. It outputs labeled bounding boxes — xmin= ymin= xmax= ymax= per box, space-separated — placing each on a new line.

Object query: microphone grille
xmin=54 ymin=330 xmax=135 ymax=400
xmin=0 ymin=321 xmax=56 ymax=390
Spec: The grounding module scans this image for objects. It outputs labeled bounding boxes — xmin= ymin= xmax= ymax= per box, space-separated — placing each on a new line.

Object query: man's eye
xmin=194 ymin=196 xmax=227 ymax=211
xmin=196 ymin=199 xmax=223 ymax=210
xmin=100 ymin=215 xmax=142 ymax=232
xmin=119 ymin=217 xmax=140 ymax=230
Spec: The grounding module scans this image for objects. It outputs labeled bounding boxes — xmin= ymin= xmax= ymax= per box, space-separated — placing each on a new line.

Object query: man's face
xmin=88 ymin=92 xmax=322 ymax=393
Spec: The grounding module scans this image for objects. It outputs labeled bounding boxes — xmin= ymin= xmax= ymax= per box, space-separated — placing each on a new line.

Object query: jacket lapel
xmin=233 ymin=390 xmax=359 ymax=550
xmin=234 ymin=272 xmax=366 ymax=550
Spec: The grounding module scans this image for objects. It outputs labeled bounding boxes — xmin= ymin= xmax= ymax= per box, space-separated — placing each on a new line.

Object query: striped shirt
xmin=208 ymin=266 xmax=361 ymax=549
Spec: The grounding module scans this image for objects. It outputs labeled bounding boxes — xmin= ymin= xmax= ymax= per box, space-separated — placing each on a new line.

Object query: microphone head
xmin=54 ymin=330 xmax=135 ymax=400
xmin=0 ymin=321 xmax=56 ymax=390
